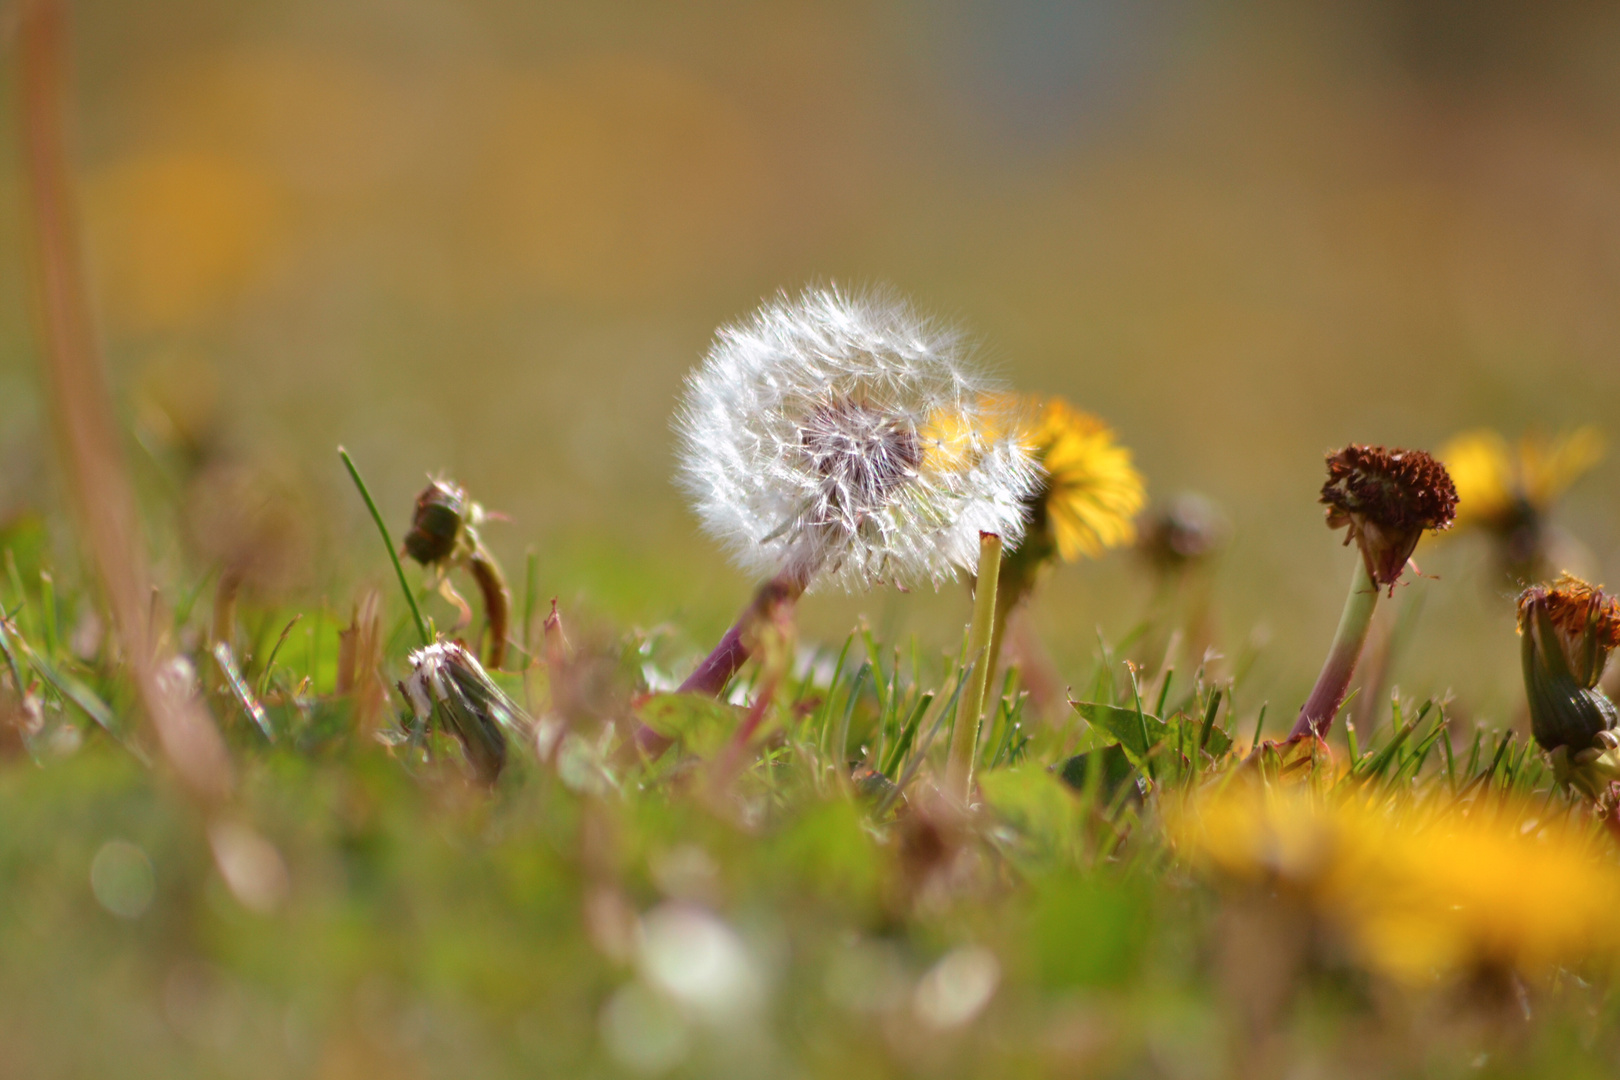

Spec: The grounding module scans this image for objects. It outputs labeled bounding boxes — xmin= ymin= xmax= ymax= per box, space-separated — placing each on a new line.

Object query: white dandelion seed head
xmin=675 ymin=284 xmax=1039 ymax=592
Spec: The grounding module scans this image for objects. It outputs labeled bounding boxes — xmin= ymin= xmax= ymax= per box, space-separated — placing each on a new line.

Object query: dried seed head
xmin=404 ymin=479 xmax=467 ymax=566
xmin=1518 ymin=575 xmax=1620 ymax=753
xmin=675 ymin=285 xmax=1038 ymax=591
xmin=1320 ymin=445 xmax=1457 ymax=592
xmin=1139 ymin=492 xmax=1229 ymax=572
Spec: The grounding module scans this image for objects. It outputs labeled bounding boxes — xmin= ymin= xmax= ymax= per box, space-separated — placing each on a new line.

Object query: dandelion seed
xmin=675 ymin=285 xmax=1037 ymax=593
xmin=664 ymin=286 xmax=1038 ymax=712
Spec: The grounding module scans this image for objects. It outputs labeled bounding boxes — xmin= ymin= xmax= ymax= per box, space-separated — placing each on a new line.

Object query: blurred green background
xmin=2 ymin=0 xmax=1618 ymax=726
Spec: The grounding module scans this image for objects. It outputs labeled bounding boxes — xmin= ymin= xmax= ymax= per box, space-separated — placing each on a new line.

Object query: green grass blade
xmin=339 ymin=446 xmax=430 ymax=648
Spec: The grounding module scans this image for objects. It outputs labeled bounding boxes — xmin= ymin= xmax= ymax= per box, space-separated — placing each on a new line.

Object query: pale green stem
xmin=1289 ymin=557 xmax=1379 ymax=741
xmin=947 ymin=532 xmax=1002 ymax=805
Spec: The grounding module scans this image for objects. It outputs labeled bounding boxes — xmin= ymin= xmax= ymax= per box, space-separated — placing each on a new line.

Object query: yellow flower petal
xmin=1521 ymin=426 xmax=1605 ymax=508
xmin=1024 ymin=397 xmax=1146 ymax=562
xmin=1438 ymin=429 xmax=1514 ymax=530
xmin=1170 ymin=786 xmax=1620 ymax=984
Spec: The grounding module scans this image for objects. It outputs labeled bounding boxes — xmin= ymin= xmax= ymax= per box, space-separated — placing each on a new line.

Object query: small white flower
xmin=675 ymin=285 xmax=1037 ymax=591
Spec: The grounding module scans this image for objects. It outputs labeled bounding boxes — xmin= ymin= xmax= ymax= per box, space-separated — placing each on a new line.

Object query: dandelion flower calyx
xmin=1320 ymin=445 xmax=1457 ymax=592
xmin=675 ymin=286 xmax=1039 ymax=591
xmin=1518 ymin=575 xmax=1620 ymax=754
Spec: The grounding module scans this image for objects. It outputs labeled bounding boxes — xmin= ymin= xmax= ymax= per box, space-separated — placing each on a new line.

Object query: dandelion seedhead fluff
xmin=676 ymin=286 xmax=1039 ymax=592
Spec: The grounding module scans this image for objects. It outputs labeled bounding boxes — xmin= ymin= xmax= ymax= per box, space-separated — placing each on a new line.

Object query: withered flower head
xmin=404 ymin=479 xmax=468 ymax=566
xmin=1139 ymin=492 xmax=1229 ymax=572
xmin=1518 ymin=575 xmax=1620 ymax=753
xmin=1320 ymin=445 xmax=1457 ymax=593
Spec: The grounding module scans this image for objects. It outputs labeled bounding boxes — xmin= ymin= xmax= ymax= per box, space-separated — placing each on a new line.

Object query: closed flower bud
xmin=403 ymin=479 xmax=467 ymax=566
xmin=1518 ymin=575 xmax=1620 ymax=754
xmin=1139 ymin=492 xmax=1228 ymax=572
xmin=401 ymin=640 xmax=529 ymax=784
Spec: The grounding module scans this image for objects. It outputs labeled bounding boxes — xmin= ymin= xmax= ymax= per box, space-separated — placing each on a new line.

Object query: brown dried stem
xmin=15 ymin=0 xmax=231 ymax=803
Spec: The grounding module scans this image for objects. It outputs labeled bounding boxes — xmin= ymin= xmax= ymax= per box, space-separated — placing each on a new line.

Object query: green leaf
xmin=1072 ymin=700 xmax=1232 ymax=767
xmin=1072 ymin=701 xmax=1165 ymax=761
xmin=1056 ymin=744 xmax=1138 ymax=803
xmin=1171 ymin=712 xmax=1233 ymax=759
xmin=763 ymin=799 xmax=881 ymax=912
xmin=1024 ymin=873 xmax=1151 ymax=989
xmin=980 ymin=767 xmax=1085 ymax=866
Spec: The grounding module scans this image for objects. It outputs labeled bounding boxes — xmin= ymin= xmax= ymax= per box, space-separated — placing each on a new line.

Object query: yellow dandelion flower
xmin=974 ymin=394 xmax=1145 ymax=690
xmin=1523 ymin=426 xmax=1606 ymax=507
xmin=925 ymin=394 xmax=1143 ymax=564
xmin=1441 ymin=427 xmax=1604 ymax=532
xmin=1000 ymin=395 xmax=1145 ymax=563
xmin=1170 ymin=787 xmax=1620 ymax=984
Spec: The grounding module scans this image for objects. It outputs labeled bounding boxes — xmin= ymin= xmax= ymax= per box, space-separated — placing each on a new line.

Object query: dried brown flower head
xmin=1320 ymin=445 xmax=1457 ymax=592
xmin=1139 ymin=492 xmax=1229 ymax=572
xmin=1518 ymin=575 xmax=1620 ymax=689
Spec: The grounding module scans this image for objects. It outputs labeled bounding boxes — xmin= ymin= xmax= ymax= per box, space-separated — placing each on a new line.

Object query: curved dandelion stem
xmin=467 ymin=544 xmax=511 ymax=671
xmin=947 ymin=532 xmax=1002 ymax=804
xmin=633 ymin=571 xmax=806 ymax=759
xmin=678 ymin=572 xmax=804 ymax=698
xmin=1289 ymin=557 xmax=1379 ymax=741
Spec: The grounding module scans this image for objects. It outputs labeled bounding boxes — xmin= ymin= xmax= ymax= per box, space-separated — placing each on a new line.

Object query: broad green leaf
xmin=1056 ymin=744 xmax=1138 ymax=802
xmin=1071 ymin=701 xmax=1233 ymax=765
xmin=980 ymin=767 xmax=1085 ymax=866
xmin=1025 ymin=873 xmax=1151 ymax=989
xmin=1071 ymin=701 xmax=1164 ymax=760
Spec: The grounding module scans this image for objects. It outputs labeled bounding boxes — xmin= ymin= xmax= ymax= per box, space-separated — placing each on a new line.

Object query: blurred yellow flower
xmin=1170 ymin=787 xmax=1620 ymax=984
xmin=1017 ymin=396 xmax=1145 ymax=563
xmin=84 ymin=150 xmax=285 ymax=332
xmin=1441 ymin=427 xmax=1604 ymax=532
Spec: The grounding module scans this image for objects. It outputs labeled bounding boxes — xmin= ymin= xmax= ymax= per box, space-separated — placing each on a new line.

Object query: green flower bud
xmin=1518 ymin=575 xmax=1620 ymax=754
xmin=404 ymin=480 xmax=467 ymax=566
